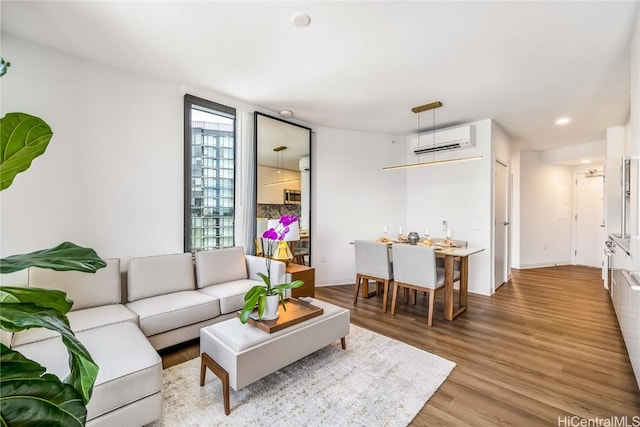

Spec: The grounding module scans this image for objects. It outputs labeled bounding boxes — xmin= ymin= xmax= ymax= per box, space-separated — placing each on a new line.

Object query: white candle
xmin=383 ymin=224 xmax=388 ymax=233
xmin=399 ymin=226 xmax=403 ymax=235
xmin=425 ymin=226 xmax=430 ymax=236
xmin=446 ymin=228 xmax=452 ymax=238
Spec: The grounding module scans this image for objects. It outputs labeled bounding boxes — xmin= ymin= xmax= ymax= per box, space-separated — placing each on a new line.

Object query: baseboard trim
xmin=516 ymin=261 xmax=571 ymax=269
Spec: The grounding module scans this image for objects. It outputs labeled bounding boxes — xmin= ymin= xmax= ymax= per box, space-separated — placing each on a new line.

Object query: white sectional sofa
xmin=126 ymin=247 xmax=285 ymax=350
xmin=8 ymin=247 xmax=285 ymax=427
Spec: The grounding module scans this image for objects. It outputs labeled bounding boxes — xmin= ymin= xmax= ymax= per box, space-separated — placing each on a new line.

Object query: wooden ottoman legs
xmin=200 ymin=338 xmax=347 ymax=416
xmin=200 ymin=353 xmax=230 ymax=415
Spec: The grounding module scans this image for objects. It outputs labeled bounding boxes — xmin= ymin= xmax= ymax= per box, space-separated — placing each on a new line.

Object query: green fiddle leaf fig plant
xmin=0 ymin=56 xmax=105 ymax=427
xmin=0 ymin=242 xmax=106 ymax=274
xmin=0 ymin=112 xmax=53 ymax=191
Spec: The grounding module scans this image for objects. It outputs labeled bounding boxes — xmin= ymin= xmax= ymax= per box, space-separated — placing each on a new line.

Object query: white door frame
xmin=494 ymin=159 xmax=510 ymax=292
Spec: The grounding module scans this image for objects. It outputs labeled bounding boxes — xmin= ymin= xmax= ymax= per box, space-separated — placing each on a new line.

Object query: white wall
xmin=0 ymin=34 xmax=269 ymax=284
xmin=312 ymin=127 xmax=406 ymax=286
xmin=517 ymin=151 xmax=573 ymax=268
xmin=404 ymin=119 xmax=493 ymax=295
xmin=631 ymin=3 xmax=640 ymax=159
xmin=541 ymin=140 xmax=606 ymax=164
xmin=1 ymin=35 xmax=186 ymax=284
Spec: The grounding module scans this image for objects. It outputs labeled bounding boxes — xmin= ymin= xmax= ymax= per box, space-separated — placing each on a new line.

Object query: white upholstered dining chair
xmin=433 ymin=237 xmax=467 ymax=283
xmin=391 ymin=244 xmax=444 ymax=326
xmin=353 ymin=240 xmax=394 ymax=312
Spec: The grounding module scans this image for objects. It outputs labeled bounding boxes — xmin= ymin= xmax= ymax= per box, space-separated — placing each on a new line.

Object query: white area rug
xmin=149 ymin=325 xmax=455 ymax=427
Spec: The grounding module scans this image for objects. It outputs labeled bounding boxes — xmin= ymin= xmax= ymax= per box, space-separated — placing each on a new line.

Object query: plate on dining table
xmin=434 ymin=241 xmax=457 ymax=248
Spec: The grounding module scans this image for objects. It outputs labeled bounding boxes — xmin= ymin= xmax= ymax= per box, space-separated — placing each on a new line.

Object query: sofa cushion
xmin=11 ymin=304 xmax=138 ymax=347
xmin=245 ymin=254 xmax=285 ymax=283
xmin=13 ymin=322 xmax=162 ymax=422
xmin=127 ymin=253 xmax=195 ymax=302
xmin=197 ymin=279 xmax=260 ymax=314
xmin=28 ymin=259 xmax=121 ymax=310
xmin=195 ymin=247 xmax=248 ymax=288
xmin=126 ymin=290 xmax=219 ymax=337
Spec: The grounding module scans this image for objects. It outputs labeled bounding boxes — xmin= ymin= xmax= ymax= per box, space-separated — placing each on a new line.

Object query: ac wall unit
xmin=412 ymin=125 xmax=474 ymax=155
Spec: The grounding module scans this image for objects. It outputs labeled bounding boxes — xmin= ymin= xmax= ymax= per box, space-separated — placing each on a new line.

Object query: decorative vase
xmin=261 ymin=294 xmax=280 ymax=320
xmin=407 ymin=232 xmax=420 ymax=245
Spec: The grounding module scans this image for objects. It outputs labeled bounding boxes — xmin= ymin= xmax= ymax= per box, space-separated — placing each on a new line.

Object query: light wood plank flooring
xmin=159 ymin=266 xmax=640 ymax=426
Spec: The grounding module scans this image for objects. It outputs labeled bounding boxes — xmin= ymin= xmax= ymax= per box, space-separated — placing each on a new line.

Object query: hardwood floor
xmin=159 ymin=266 xmax=640 ymax=426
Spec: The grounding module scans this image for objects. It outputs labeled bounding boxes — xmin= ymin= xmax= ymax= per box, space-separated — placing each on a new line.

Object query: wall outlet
xmin=544 ymin=244 xmax=548 ymax=250
xmin=442 ymin=220 xmax=448 ymax=231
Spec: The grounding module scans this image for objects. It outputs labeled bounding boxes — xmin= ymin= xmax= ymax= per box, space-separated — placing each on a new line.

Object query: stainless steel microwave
xmin=284 ymin=189 xmax=301 ymax=204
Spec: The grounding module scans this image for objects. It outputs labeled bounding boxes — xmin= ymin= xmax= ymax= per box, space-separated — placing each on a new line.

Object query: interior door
xmin=494 ymin=160 xmax=508 ymax=291
xmin=574 ymin=172 xmax=604 ymax=267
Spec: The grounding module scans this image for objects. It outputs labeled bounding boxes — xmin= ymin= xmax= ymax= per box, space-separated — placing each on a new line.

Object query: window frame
xmin=183 ymin=94 xmax=237 ymax=254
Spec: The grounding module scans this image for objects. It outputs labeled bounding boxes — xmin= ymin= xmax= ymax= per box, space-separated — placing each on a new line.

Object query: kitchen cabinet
xmin=610 ymin=236 xmax=640 ymax=387
xmin=257 ymin=165 xmax=301 ymax=204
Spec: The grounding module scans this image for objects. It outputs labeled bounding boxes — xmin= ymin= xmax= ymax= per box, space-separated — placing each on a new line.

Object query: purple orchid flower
xmin=262 ymin=228 xmax=278 ymax=240
xmin=278 ymin=226 xmax=290 ymax=241
xmin=279 ymin=214 xmax=298 ymax=228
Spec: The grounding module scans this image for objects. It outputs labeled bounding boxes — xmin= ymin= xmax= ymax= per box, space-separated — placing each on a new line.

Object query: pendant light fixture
xmin=383 ymin=101 xmax=482 ymax=171
xmin=264 ymin=145 xmax=300 ymax=187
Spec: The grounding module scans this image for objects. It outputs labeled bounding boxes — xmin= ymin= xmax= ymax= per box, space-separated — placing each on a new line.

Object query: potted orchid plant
xmin=239 ymin=214 xmax=304 ymax=323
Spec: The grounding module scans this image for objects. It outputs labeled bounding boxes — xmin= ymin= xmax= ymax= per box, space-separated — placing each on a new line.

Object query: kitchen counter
xmin=610 ymin=233 xmax=631 ymax=255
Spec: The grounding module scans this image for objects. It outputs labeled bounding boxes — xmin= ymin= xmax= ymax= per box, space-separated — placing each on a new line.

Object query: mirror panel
xmin=255 ymin=112 xmax=311 ymax=265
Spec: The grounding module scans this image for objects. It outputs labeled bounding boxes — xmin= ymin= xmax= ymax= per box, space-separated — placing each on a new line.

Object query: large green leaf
xmin=0 ymin=303 xmax=98 ymax=404
xmin=0 ymin=242 xmax=107 ymax=274
xmin=0 ymin=344 xmax=87 ymax=427
xmin=0 ymin=343 xmax=47 ymax=381
xmin=0 ymin=287 xmax=73 ymax=316
xmin=0 ymin=112 xmax=53 ymax=191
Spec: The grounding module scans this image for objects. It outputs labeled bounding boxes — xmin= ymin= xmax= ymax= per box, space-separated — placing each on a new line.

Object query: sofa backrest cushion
xmin=28 ymin=258 xmax=121 ymax=310
xmin=128 ymin=253 xmax=195 ymax=302
xmin=195 ymin=247 xmax=248 ymax=288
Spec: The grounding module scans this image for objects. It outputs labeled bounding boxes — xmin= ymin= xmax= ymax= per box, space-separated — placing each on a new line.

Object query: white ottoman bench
xmin=199 ymin=298 xmax=350 ymax=414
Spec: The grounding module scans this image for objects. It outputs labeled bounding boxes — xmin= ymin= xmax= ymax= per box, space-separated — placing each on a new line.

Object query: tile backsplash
xmin=257 ymin=204 xmax=301 ymax=221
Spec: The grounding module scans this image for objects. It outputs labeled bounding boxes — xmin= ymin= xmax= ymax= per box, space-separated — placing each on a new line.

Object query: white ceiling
xmin=1 ymin=1 xmax=637 ymax=154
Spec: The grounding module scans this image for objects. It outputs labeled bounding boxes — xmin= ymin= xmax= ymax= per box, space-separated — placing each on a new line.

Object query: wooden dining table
xmin=433 ymin=245 xmax=484 ymax=320
xmin=376 ymin=241 xmax=484 ymax=321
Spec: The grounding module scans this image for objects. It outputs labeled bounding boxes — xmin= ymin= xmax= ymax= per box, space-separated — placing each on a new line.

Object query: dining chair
xmin=353 ymin=240 xmax=394 ymax=312
xmin=433 ymin=237 xmax=467 ymax=281
xmin=255 ymin=238 xmax=264 ymax=257
xmin=391 ymin=244 xmax=444 ymax=326
xmin=290 ymin=240 xmax=309 ymax=266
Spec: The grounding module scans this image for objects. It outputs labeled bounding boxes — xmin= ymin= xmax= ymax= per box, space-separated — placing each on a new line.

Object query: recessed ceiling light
xmin=555 ymin=117 xmax=570 ymax=125
xmin=280 ymin=110 xmax=293 ymax=118
xmin=291 ymin=13 xmax=311 ymax=27
xmin=581 ymin=159 xmax=591 ymax=164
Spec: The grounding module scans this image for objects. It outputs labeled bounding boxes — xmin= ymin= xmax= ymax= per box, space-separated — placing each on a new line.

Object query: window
xmin=184 ymin=95 xmax=236 ymax=253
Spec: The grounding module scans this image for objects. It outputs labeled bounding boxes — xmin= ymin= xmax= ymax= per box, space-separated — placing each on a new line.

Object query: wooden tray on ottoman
xmin=241 ymin=298 xmax=323 ymax=333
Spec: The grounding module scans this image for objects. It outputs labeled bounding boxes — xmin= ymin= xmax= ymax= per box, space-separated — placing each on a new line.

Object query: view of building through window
xmin=187 ymin=104 xmax=235 ymax=253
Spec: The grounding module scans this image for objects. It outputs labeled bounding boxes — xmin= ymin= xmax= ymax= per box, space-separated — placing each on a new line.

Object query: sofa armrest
xmin=246 ymin=255 xmax=286 ymax=285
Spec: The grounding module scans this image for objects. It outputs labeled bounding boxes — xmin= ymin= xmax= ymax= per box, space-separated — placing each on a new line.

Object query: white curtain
xmin=235 ymin=110 xmax=256 ymax=254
